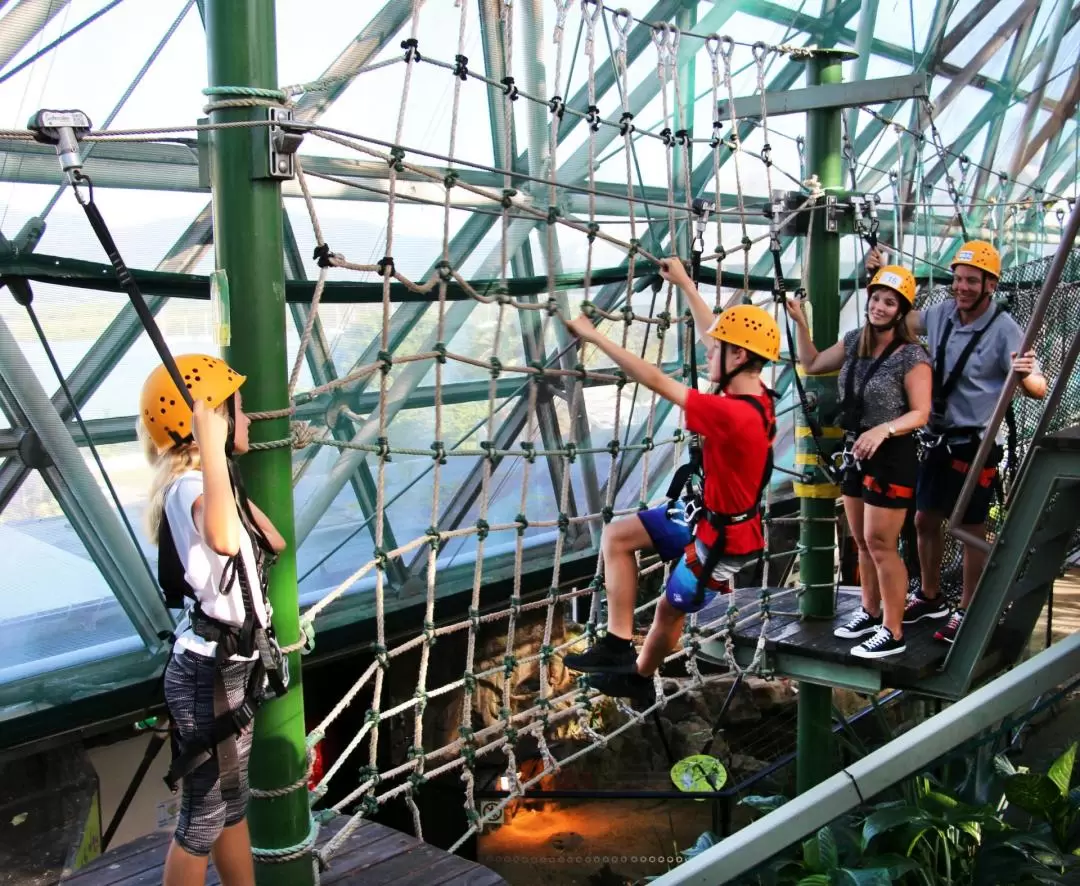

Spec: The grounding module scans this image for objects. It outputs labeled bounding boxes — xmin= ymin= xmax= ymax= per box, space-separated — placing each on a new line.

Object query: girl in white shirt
xmin=138 ymin=354 xmax=285 ymax=886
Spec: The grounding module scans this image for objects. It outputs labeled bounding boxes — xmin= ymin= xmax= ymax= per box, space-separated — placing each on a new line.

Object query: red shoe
xmin=934 ymin=609 xmax=965 ymax=644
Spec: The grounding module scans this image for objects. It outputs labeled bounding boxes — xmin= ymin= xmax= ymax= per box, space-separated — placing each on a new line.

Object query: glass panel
xmin=0 ymin=470 xmax=141 ymax=685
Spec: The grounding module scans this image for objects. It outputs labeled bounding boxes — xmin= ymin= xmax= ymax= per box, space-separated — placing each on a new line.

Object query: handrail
xmin=947 ymin=198 xmax=1080 ymax=553
xmin=649 ymin=630 xmax=1080 ymax=885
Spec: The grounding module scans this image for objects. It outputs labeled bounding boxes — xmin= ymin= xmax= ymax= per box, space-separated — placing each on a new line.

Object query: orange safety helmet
xmin=869 ymin=264 xmax=917 ymax=306
xmin=707 ymin=303 xmax=781 ymax=362
xmin=951 ymin=240 xmax=1001 ymax=278
xmin=139 ymin=354 xmax=246 ymax=452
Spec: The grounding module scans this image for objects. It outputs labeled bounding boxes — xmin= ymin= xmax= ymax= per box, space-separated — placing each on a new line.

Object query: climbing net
xmin=5 ymin=0 xmax=1078 ymax=875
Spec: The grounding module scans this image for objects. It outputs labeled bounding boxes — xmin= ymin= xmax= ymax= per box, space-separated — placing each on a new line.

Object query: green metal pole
xmin=204 ymin=2 xmax=312 ymax=883
xmin=796 ymin=48 xmax=857 ymax=795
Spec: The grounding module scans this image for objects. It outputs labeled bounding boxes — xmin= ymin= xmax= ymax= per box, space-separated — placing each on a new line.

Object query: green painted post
xmin=796 ymin=48 xmax=857 ymax=795
xmin=204 ymin=2 xmax=313 ymax=882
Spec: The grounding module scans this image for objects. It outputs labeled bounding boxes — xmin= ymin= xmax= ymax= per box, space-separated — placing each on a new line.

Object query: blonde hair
xmin=137 ymin=416 xmax=203 ymax=542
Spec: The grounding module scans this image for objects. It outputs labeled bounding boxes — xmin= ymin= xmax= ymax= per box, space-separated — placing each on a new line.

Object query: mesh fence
xmin=912 ymin=248 xmax=1080 ymax=600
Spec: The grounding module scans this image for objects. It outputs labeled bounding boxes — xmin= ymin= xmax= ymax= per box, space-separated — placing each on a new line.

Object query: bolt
xmin=278 ymin=159 xmax=289 ymax=173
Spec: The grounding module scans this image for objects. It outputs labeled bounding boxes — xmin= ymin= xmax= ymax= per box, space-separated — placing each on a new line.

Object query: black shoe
xmin=834 ymin=607 xmax=882 ymax=639
xmin=851 ymin=626 xmax=906 ymax=660
xmin=563 ymin=638 xmax=637 ymax=674
xmin=586 ymin=671 xmax=654 ymax=705
xmin=903 ymin=590 xmax=949 ymax=625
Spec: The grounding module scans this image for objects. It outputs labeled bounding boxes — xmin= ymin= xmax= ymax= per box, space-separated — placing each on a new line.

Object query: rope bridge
xmin=5 ymin=0 xmax=1077 ymax=877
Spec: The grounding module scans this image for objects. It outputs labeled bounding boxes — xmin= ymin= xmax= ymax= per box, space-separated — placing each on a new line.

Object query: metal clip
xmin=268 ymin=107 xmax=304 ymax=180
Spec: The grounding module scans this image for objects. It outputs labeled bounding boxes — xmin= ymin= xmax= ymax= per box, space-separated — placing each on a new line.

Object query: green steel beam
xmin=203 ymin=0 xmax=311 ymax=879
xmin=844 ymin=0 xmax=880 ymax=143
xmin=0 ymin=206 xmax=212 ymax=523
xmin=0 ymin=0 xmax=71 ymax=69
xmin=937 ymin=0 xmax=1003 ymax=60
xmin=282 ymin=214 xmax=408 ymax=584
xmin=0 ymin=316 xmax=173 ymax=649
xmin=797 ymin=47 xmax=852 ymax=796
xmin=716 ymin=73 xmax=928 ymax=121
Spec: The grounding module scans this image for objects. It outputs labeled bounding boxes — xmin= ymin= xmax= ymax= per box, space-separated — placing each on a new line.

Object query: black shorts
xmin=916 ymin=438 xmax=1002 ymax=526
xmin=839 ymin=433 xmax=918 ymax=509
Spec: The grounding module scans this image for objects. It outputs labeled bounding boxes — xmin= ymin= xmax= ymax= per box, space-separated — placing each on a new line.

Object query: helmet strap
xmin=225 ymin=394 xmax=237 ymax=457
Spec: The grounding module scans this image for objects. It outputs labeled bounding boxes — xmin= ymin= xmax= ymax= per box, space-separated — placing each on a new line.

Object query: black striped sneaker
xmin=834 ymin=607 xmax=882 ymax=639
xmin=851 ymin=626 xmax=906 ymax=660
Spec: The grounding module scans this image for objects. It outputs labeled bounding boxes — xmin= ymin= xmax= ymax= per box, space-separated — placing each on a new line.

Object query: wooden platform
xmin=700 ymin=585 xmax=1015 ymax=687
xmin=64 ymin=815 xmax=506 ymax=885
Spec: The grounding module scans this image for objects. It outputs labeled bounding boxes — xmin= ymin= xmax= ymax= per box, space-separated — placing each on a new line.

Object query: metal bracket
xmin=268 ymin=108 xmax=304 ymax=180
xmin=16 ymin=428 xmax=52 ymax=469
xmin=825 ymin=195 xmax=838 ymax=233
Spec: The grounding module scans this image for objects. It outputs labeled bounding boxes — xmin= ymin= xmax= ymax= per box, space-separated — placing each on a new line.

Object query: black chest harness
xmin=157 ymin=459 xmax=289 ymax=792
xmin=666 ymin=392 xmax=776 ymax=608
xmin=834 ymin=336 xmax=902 ymax=476
xmin=918 ymin=304 xmax=1004 ymax=456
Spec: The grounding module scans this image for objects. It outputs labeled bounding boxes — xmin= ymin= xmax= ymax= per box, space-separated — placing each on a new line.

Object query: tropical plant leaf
xmin=741 ymin=795 xmax=790 ymax=814
xmin=1049 ymin=744 xmax=1077 ymax=798
xmin=683 ymin=831 xmax=721 ymax=860
xmin=1006 ymin=773 xmax=1066 ymax=819
xmin=994 ymin=754 xmax=1020 ymax=778
xmin=803 ymin=834 xmax=822 ymax=874
xmin=817 ymin=827 xmax=839 ymax=871
xmin=795 ymin=876 xmax=831 ymax=886
xmin=837 ymin=868 xmax=893 ymax=886
xmin=862 ymin=806 xmax=927 ymax=848
xmin=866 ymin=853 xmax=922 ymax=879
xmin=923 ymin=790 xmax=959 ymax=811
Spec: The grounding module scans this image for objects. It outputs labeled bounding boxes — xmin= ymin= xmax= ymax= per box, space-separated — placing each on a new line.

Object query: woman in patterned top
xmin=785 ymin=266 xmax=932 ymax=659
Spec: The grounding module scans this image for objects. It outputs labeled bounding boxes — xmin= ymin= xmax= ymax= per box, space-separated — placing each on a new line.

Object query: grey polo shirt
xmin=924 ymin=299 xmax=1023 ymax=441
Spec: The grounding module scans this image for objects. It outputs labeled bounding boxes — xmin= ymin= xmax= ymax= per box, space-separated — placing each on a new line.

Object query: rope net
xmin=219 ymin=2 xmax=819 ymax=866
xmin=6 ymin=0 xmax=1079 ymax=874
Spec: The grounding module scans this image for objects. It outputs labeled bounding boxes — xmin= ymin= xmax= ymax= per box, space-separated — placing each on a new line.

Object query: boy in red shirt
xmin=562 ymin=257 xmax=779 ymax=698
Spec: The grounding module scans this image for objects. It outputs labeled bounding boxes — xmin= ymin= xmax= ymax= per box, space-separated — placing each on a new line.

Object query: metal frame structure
xmin=1 ymin=0 xmax=1079 ymax=764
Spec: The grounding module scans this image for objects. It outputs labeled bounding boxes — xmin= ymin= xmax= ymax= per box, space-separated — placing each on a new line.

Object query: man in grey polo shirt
xmin=867 ymin=240 xmax=1046 ymax=644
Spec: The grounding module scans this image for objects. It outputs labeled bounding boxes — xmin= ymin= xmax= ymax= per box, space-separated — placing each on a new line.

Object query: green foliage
xmin=715 ymin=743 xmax=1080 ymax=886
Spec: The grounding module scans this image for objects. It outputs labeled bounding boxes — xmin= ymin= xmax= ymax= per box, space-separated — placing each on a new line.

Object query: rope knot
xmin=544 ymin=297 xmax=560 ymax=316
xmin=495 ymin=289 xmax=512 ymax=305
xmin=579 ymin=300 xmax=597 ymax=318
xmin=546 ymin=585 xmax=561 ymax=603
xmin=373 ymin=546 xmax=389 ymax=570
xmin=453 ymin=53 xmax=469 ymax=80
xmin=375 ymin=436 xmax=392 ymax=461
xmin=586 ymin=221 xmax=600 ymax=241
xmin=715 ymin=244 xmax=727 ymax=262
xmin=421 ymin=622 xmax=436 ymax=648
xmin=557 ymin=512 xmax=570 ymax=534
xmin=515 ymin=513 xmax=529 ymax=535
xmin=503 ymin=653 xmax=517 ymax=678
xmin=443 ymin=172 xmax=459 ymax=191
xmin=642 ymin=436 xmax=654 ymax=451
xmin=574 ymin=361 xmax=588 ymax=380
xmin=480 ymin=440 xmax=496 ymax=460
xmin=760 ymin=142 xmax=772 ymax=166
xmin=501 ymin=76 xmax=519 ymax=100
xmin=312 ymin=243 xmax=334 ymax=268
xmin=563 ymin=443 xmax=577 ymax=464
xmin=401 ymin=38 xmax=421 ymax=63
xmin=433 ymin=340 xmax=447 ymax=363
xmin=474 ymin=519 xmax=490 ymax=541
xmin=601 ymin=505 xmax=615 ymax=523
xmin=425 ymin=525 xmax=445 ymax=552
xmin=546 ymin=206 xmax=561 ymax=225
xmin=548 ymin=95 xmax=565 ymax=119
xmin=489 ymin=356 xmax=502 ymax=378
xmin=462 ymin=670 xmax=477 ymax=693
xmin=509 ymin=595 xmax=521 ymax=617
xmin=408 ymin=771 xmax=427 ymax=792
xmin=387 ymin=147 xmax=405 ymax=172
xmin=430 ymin=440 xmax=447 ymax=464
xmin=504 ymin=727 xmax=519 ymax=744
xmin=802 ymin=174 xmax=824 ymax=199
xmin=619 ymin=111 xmax=635 ymax=136
xmin=606 ymin=438 xmax=621 ymax=457
xmin=290 ymin=421 xmax=320 ymax=450
xmin=364 ymin=708 xmax=381 ymax=727
xmin=586 ymin=104 xmax=601 ymax=132
xmin=361 ymin=795 xmax=380 ymax=817
xmin=675 ymin=128 xmax=690 ymax=146
xmin=501 ymin=188 xmax=518 ymax=208
xmin=660 ymin=127 xmax=674 ymax=148
xmin=377 ymin=349 xmax=393 ymax=374
xmin=377 ymin=255 xmax=395 ymax=278
xmin=627 ymin=238 xmax=641 ymax=256
xmin=520 ymin=441 xmax=536 ymax=463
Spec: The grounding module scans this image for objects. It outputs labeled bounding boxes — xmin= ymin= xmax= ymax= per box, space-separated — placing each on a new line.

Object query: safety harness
xmin=157 ymin=437 xmax=290 ymax=793
xmin=676 ymin=392 xmax=776 ymax=610
xmin=918 ymin=303 xmax=1005 ymax=456
xmin=833 ymin=335 xmax=903 ymax=476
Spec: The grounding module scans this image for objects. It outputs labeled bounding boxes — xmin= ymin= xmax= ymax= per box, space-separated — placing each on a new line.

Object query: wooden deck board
xmin=65 ymin=815 xmax=505 ymax=885
xmin=701 ymin=586 xmax=952 ymax=683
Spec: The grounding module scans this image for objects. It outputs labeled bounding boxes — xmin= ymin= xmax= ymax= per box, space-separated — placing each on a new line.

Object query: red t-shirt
xmin=684 ymin=387 xmax=775 ymax=556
